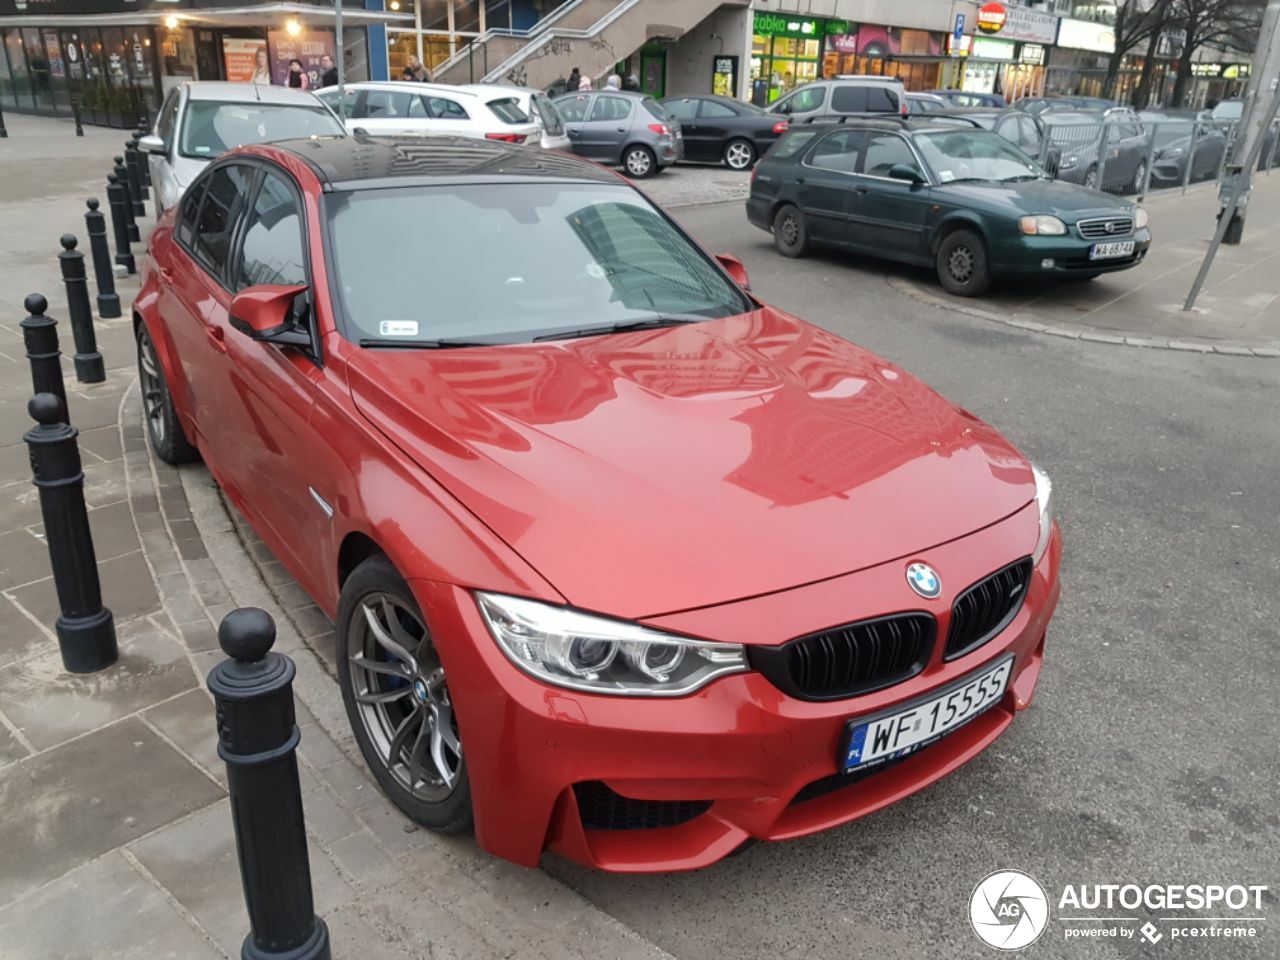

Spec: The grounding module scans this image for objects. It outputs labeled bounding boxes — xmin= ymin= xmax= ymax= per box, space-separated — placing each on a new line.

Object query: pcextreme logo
xmin=969 ymin=872 xmax=1270 ymax=950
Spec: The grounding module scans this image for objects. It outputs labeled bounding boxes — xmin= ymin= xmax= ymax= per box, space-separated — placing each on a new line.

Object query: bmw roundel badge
xmin=906 ymin=562 xmax=942 ymax=599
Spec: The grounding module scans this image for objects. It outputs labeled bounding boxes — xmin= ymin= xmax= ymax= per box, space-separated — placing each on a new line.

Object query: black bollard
xmin=20 ymin=295 xmax=69 ymax=419
xmin=106 ymin=175 xmax=135 ymax=274
xmin=135 ymin=123 xmax=152 ymax=185
xmin=84 ymin=200 xmax=121 ymax=319
xmin=124 ymin=137 xmax=148 ymax=213
xmin=24 ymin=393 xmax=118 ymax=674
xmin=57 ymin=236 xmax=106 ymax=384
xmin=71 ymin=97 xmax=84 ymax=137
xmin=208 ymin=609 xmax=331 ymax=960
xmin=0 ymin=98 xmax=7 ymax=138
xmin=113 ymin=156 xmax=140 ymax=243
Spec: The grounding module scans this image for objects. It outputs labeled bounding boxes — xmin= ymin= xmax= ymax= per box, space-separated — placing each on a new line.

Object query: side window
xmin=425 ymin=96 xmax=469 ymax=119
xmin=234 ymin=171 xmax=307 ymax=291
xmin=807 ymin=130 xmax=862 ymax=174
xmin=865 ymin=86 xmax=900 ymax=113
xmin=862 ymin=133 xmax=917 ymax=178
xmin=362 ymin=90 xmax=412 ymax=118
xmin=407 ymin=95 xmax=429 ymax=119
xmin=1020 ymin=117 xmax=1042 ymax=149
xmin=191 ymin=165 xmax=255 ymax=281
xmin=699 ymin=100 xmax=737 ymax=119
xmin=791 ymin=86 xmax=825 ymax=113
xmin=664 ymin=98 xmax=698 ymax=121
xmin=319 ymin=87 xmax=358 ymax=117
xmin=831 ymin=86 xmax=868 ymax=113
xmin=177 ymin=180 xmax=206 ymax=247
xmin=557 ymin=96 xmax=590 ymax=122
xmin=156 ymin=89 xmax=179 ymax=144
xmin=589 ymin=96 xmax=632 ymax=122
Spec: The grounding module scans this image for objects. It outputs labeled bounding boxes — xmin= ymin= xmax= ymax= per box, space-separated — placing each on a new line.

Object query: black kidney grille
xmin=574 ymin=781 xmax=712 ymax=831
xmin=749 ymin=613 xmax=934 ymax=701
xmin=945 ymin=558 xmax=1033 ymax=660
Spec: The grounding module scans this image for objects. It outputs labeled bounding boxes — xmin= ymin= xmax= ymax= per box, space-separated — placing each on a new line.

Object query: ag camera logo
xmin=970 ymin=869 xmax=1050 ymax=950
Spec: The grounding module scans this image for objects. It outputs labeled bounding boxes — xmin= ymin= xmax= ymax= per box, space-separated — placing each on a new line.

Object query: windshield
xmin=180 ymin=101 xmax=344 ymax=159
xmin=1151 ymin=120 xmax=1193 ymax=147
xmin=914 ymin=130 xmax=1044 ymax=182
xmin=486 ymin=97 xmax=531 ymax=124
xmin=1212 ymin=100 xmax=1243 ymax=120
xmin=325 ymin=184 xmax=750 ymax=345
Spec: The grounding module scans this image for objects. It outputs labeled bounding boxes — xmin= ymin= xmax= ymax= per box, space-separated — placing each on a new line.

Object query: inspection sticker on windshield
xmin=938 ymin=170 xmax=955 ymax=182
xmin=379 ymin=320 xmax=419 ymax=338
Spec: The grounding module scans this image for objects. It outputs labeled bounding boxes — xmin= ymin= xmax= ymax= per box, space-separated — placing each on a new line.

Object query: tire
xmin=935 ymin=228 xmax=991 ymax=297
xmin=1131 ymin=160 xmax=1146 ymax=193
xmin=337 ymin=555 xmax=473 ymax=834
xmin=723 ymin=138 xmax=756 ymax=170
xmin=135 ymin=321 xmax=199 ymax=464
xmin=622 ymin=144 xmax=657 ymax=179
xmin=1083 ymin=165 xmax=1099 ymax=190
xmin=772 ymin=203 xmax=810 ymax=258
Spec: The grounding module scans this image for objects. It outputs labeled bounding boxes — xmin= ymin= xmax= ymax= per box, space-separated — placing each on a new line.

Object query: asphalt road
xmin=542 ymin=200 xmax=1280 ymax=960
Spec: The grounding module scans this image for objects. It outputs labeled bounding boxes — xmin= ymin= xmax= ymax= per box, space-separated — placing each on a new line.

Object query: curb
xmin=884 ymin=274 xmax=1280 ymax=358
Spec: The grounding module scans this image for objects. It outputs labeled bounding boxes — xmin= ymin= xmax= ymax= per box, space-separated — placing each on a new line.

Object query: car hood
xmin=173 ymin=155 xmax=209 ymax=189
xmin=347 ymin=308 xmax=1035 ymax=619
xmin=938 ymin=178 xmax=1134 ymax=218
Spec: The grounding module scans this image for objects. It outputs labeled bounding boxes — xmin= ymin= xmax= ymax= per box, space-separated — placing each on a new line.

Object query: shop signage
xmin=830 ymin=33 xmax=859 ymax=54
xmin=1056 ymin=17 xmax=1115 ymax=53
xmin=947 ymin=34 xmax=971 ymax=56
xmin=1019 ymin=43 xmax=1046 ymax=65
xmin=971 ymin=36 xmax=1015 ymax=61
xmin=753 ymin=13 xmax=820 ymax=39
xmin=977 ymin=3 xmax=1007 ymax=34
xmin=1191 ymin=62 xmax=1251 ymax=78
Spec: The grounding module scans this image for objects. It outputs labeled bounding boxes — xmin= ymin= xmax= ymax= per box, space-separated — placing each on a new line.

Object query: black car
xmin=659 ymin=94 xmax=789 ymax=169
xmin=746 ymin=118 xmax=1151 ymax=296
xmin=933 ymin=108 xmax=1060 ymax=174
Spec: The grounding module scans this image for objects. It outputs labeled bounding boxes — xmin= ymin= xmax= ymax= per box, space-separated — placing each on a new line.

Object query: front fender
xmin=929 ymin=211 xmax=991 ymax=254
xmin=133 ymin=260 xmax=194 ymax=431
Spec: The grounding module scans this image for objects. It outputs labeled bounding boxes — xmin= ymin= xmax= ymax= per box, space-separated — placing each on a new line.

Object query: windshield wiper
xmin=940 ymin=176 xmax=995 ymax=184
xmin=532 ymin=314 xmax=705 ymax=342
xmin=358 ymin=338 xmax=495 ymax=349
xmin=1001 ymin=174 xmax=1047 ymax=182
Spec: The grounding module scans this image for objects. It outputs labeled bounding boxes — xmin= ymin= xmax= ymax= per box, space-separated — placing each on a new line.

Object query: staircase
xmin=431 ymin=0 xmax=745 ymax=90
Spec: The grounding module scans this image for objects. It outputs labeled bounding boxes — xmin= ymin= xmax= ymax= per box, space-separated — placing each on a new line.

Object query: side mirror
xmin=715 ymin=253 xmax=750 ymax=291
xmin=888 ymin=163 xmax=925 ymax=184
xmin=229 ymin=284 xmax=312 ymax=346
xmin=138 ymin=133 xmax=167 ymax=155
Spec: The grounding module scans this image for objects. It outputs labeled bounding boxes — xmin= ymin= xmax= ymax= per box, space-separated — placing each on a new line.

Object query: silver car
xmin=139 ymin=82 xmax=345 ymax=213
xmin=553 ymin=90 xmax=683 ymax=178
xmin=453 ymin=83 xmax=571 ymax=151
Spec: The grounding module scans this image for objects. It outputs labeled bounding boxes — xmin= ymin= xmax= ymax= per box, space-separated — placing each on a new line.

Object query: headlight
xmin=1134 ymin=206 xmax=1149 ymax=230
xmin=476 ymin=592 xmax=748 ymax=696
xmin=1032 ymin=463 xmax=1054 ymax=564
xmin=1060 ymin=154 xmax=1078 ymax=170
xmin=1165 ymin=146 xmax=1185 ymax=158
xmin=1018 ymin=215 xmax=1067 ymax=236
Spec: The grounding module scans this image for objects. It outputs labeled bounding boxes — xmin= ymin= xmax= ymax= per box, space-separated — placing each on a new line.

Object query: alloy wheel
xmin=625 ymin=148 xmax=652 ymax=177
xmin=348 ymin=593 xmax=462 ymax=801
xmin=948 ymin=244 xmax=975 ymax=283
xmin=725 ymin=141 xmax=753 ymax=170
xmin=137 ymin=327 xmax=166 ymax=447
xmin=780 ymin=213 xmax=800 ymax=248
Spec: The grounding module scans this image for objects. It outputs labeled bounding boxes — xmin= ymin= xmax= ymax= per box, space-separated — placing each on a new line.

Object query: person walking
xmin=623 ymin=73 xmax=640 ymax=91
xmin=319 ymin=54 xmax=338 ymax=89
xmin=578 ymin=75 xmax=593 ymax=92
xmin=286 ymin=59 xmax=311 ymax=90
xmin=605 ymin=74 xmax=622 ymax=91
xmin=406 ymin=54 xmax=428 ymax=82
xmin=565 ymin=67 xmax=581 ymax=94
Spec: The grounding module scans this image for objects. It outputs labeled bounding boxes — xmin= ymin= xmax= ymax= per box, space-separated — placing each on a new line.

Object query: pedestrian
xmin=407 ymin=54 xmax=428 ymax=82
xmin=401 ymin=66 xmax=417 ymax=81
xmin=566 ymin=67 xmax=581 ymax=94
xmin=319 ymin=54 xmax=338 ymax=89
xmin=578 ymin=75 xmax=593 ymax=91
xmin=286 ymin=58 xmax=311 ymax=90
xmin=605 ymin=74 xmax=621 ymax=91
xmin=623 ymin=73 xmax=640 ymax=91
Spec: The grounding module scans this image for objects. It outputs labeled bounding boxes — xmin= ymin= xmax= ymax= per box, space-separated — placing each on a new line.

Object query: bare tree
xmin=1168 ymin=0 xmax=1266 ymax=106
xmin=1103 ymin=0 xmax=1172 ymax=98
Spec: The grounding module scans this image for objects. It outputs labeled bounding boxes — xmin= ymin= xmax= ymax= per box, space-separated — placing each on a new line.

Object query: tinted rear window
xmin=487 ymin=97 xmax=530 ymax=124
xmin=641 ymin=98 xmax=670 ymax=120
xmin=831 ymin=84 xmax=899 ymax=114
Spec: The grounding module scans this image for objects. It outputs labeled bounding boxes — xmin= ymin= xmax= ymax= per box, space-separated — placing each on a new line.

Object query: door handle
xmin=160 ymin=266 xmax=174 ymax=282
xmin=855 ymin=185 xmax=869 ymax=194
xmin=206 ymin=325 xmax=226 ymax=353
xmin=616 ymin=127 xmax=626 ymax=132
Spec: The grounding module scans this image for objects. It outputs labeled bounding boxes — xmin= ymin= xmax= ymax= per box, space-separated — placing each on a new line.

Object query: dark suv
xmin=747 ymin=118 xmax=1151 ymax=296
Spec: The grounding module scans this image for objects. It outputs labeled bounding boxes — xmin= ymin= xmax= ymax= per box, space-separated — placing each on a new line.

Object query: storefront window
xmin=23 ymin=29 xmax=53 ymax=110
xmin=0 ymin=31 xmax=14 ymax=106
xmin=750 ymin=19 xmax=823 ymax=106
xmin=4 ymin=30 xmax=31 ymax=108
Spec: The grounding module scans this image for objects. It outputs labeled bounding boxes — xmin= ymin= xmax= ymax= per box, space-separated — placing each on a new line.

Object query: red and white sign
xmin=977 ymin=2 xmax=1007 ymax=34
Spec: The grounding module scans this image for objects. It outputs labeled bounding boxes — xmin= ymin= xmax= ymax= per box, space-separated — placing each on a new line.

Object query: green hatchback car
xmin=746 ymin=118 xmax=1151 ymax=296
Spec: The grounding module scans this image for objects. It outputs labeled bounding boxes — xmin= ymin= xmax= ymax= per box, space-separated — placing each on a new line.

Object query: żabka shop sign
xmin=975 ymin=2 xmax=1059 ymax=45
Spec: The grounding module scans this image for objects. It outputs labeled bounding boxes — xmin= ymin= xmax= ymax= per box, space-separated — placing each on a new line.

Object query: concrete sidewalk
xmin=889 ymin=174 xmax=1280 ymax=356
xmin=0 ymin=112 xmax=668 ymax=960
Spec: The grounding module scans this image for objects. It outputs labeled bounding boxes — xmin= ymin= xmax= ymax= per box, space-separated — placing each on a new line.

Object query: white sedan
xmin=315 ymin=81 xmax=541 ymax=146
xmin=139 ymin=82 xmax=345 ymax=214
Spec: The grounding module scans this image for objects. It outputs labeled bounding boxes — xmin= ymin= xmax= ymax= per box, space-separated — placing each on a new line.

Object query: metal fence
xmin=1033 ymin=115 xmax=1280 ymax=201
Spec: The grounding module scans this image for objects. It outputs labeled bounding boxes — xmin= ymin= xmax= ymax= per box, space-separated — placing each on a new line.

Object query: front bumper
xmin=992 ymin=227 xmax=1152 ymax=275
xmin=413 ymin=505 xmax=1061 ymax=872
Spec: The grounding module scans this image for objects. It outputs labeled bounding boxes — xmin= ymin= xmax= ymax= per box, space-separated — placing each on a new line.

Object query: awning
xmin=0 ymin=2 xmax=413 ymax=28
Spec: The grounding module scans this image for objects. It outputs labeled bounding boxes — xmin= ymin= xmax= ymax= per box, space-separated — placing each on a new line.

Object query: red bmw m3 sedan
xmin=135 ymin=135 xmax=1061 ymax=872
